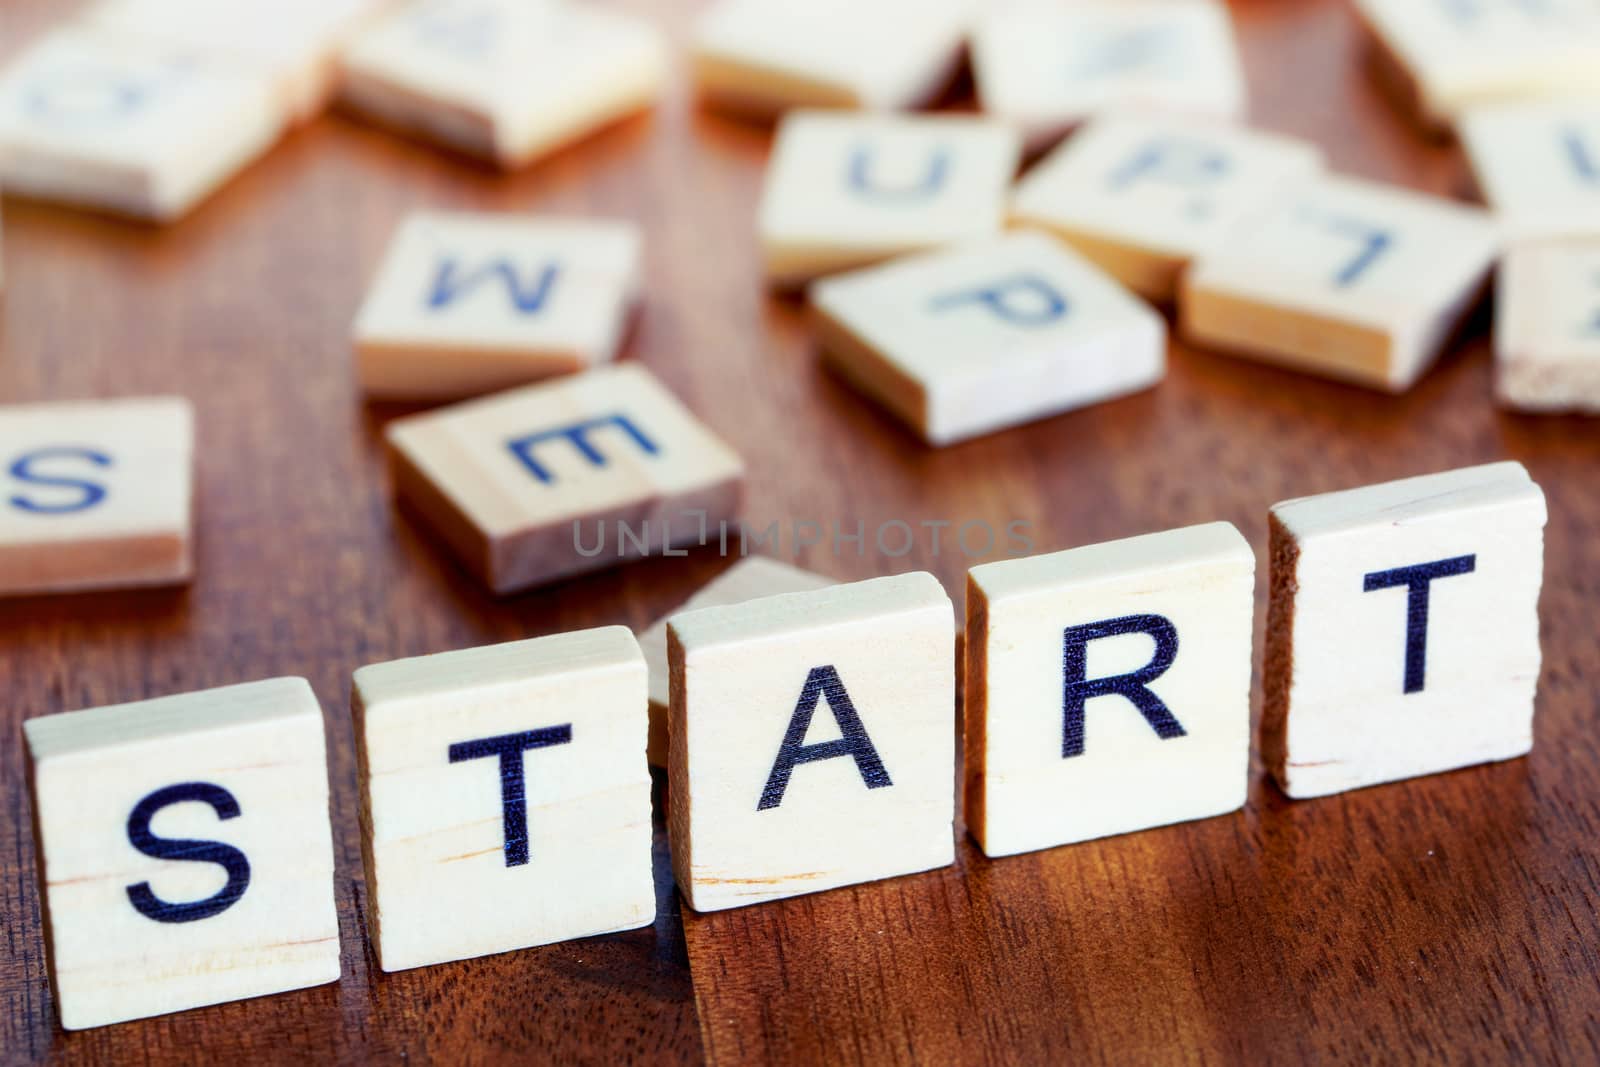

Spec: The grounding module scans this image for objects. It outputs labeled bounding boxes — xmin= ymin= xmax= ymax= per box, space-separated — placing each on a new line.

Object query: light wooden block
xmin=1460 ymin=97 xmax=1600 ymax=240
xmin=972 ymin=0 xmax=1247 ymax=151
xmin=668 ymin=572 xmax=955 ymax=912
xmin=385 ymin=364 xmax=744 ymax=594
xmin=81 ymin=0 xmax=389 ymax=123
xmin=810 ymin=231 xmax=1165 ymax=446
xmin=1495 ymin=240 xmax=1600 ymax=414
xmin=1180 ymin=174 xmax=1500 ymax=392
xmin=758 ymin=111 xmax=1021 ymax=287
xmin=0 ymin=397 xmax=193 ymax=597
xmin=965 ymin=523 xmax=1253 ymax=857
xmin=639 ymin=557 xmax=834 ymax=768
xmin=23 ymin=678 xmax=340 ymax=1030
xmin=692 ymin=0 xmax=975 ymax=119
xmin=340 ymin=0 xmax=667 ymax=169
xmin=352 ymin=627 xmax=654 ymax=972
xmin=1263 ymin=462 xmax=1547 ymax=800
xmin=0 ymin=29 xmax=285 ymax=222
xmin=1010 ymin=114 xmax=1324 ymax=302
xmin=1354 ymin=0 xmax=1600 ymax=135
xmin=353 ymin=213 xmax=641 ymax=401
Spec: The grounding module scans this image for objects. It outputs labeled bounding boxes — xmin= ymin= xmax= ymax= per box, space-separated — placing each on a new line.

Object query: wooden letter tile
xmin=352 ymin=627 xmax=655 ymax=972
xmin=340 ymin=0 xmax=667 ymax=169
xmin=973 ymin=0 xmax=1246 ymax=150
xmin=1011 ymin=114 xmax=1324 ymax=302
xmin=353 ymin=213 xmax=642 ymax=401
xmin=692 ymin=0 xmax=975 ymax=118
xmin=810 ymin=231 xmax=1165 ymax=445
xmin=1180 ymin=174 xmax=1499 ymax=391
xmin=1460 ymin=97 xmax=1600 ymax=240
xmin=385 ymin=364 xmax=744 ymax=594
xmin=0 ymin=29 xmax=285 ymax=221
xmin=1495 ymin=240 xmax=1600 ymax=414
xmin=965 ymin=523 xmax=1253 ymax=857
xmin=1264 ymin=463 xmax=1547 ymax=799
xmin=639 ymin=556 xmax=833 ymax=767
xmin=0 ymin=397 xmax=193 ymax=597
xmin=668 ymin=573 xmax=955 ymax=911
xmin=1354 ymin=0 xmax=1600 ymax=134
xmin=23 ymin=678 xmax=340 ymax=1030
xmin=759 ymin=111 xmax=1021 ymax=287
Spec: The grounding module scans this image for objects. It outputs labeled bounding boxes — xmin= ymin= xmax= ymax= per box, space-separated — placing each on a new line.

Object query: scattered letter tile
xmin=385 ymin=364 xmax=744 ymax=594
xmin=668 ymin=573 xmax=955 ymax=912
xmin=1011 ymin=114 xmax=1323 ymax=302
xmin=0 ymin=29 xmax=285 ymax=221
xmin=965 ymin=523 xmax=1254 ymax=857
xmin=810 ymin=231 xmax=1165 ymax=445
xmin=1354 ymin=0 xmax=1600 ymax=134
xmin=340 ymin=0 xmax=667 ymax=169
xmin=353 ymin=213 xmax=642 ymax=401
xmin=1180 ymin=174 xmax=1499 ymax=392
xmin=352 ymin=627 xmax=655 ymax=972
xmin=1495 ymin=240 xmax=1600 ymax=414
xmin=973 ymin=0 xmax=1246 ymax=150
xmin=692 ymin=0 xmax=975 ymax=118
xmin=23 ymin=678 xmax=340 ymax=1030
xmin=1263 ymin=462 xmax=1547 ymax=799
xmin=1460 ymin=97 xmax=1600 ymax=240
xmin=639 ymin=557 xmax=834 ymax=767
xmin=0 ymin=397 xmax=193 ymax=597
xmin=758 ymin=111 xmax=1021 ymax=286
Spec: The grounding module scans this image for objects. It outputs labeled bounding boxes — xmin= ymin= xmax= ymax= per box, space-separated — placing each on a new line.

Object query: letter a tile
xmin=811 ymin=231 xmax=1165 ymax=445
xmin=1495 ymin=240 xmax=1600 ymax=413
xmin=352 ymin=628 xmax=654 ymax=972
xmin=353 ymin=213 xmax=642 ymax=401
xmin=23 ymin=678 xmax=340 ymax=1030
xmin=1264 ymin=463 xmax=1547 ymax=799
xmin=385 ymin=364 xmax=744 ymax=594
xmin=0 ymin=397 xmax=193 ymax=597
xmin=965 ymin=523 xmax=1254 ymax=857
xmin=1180 ymin=174 xmax=1499 ymax=391
xmin=668 ymin=573 xmax=955 ymax=911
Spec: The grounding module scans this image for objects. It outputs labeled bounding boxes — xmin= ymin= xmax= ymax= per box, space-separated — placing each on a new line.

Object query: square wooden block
xmin=341 ymin=0 xmax=667 ymax=168
xmin=639 ymin=556 xmax=833 ymax=767
xmin=1264 ymin=462 xmax=1547 ymax=800
xmin=352 ymin=627 xmax=655 ymax=972
xmin=1355 ymin=0 xmax=1600 ymax=134
xmin=758 ymin=111 xmax=1021 ymax=287
xmin=1460 ymin=97 xmax=1600 ymax=241
xmin=668 ymin=572 xmax=955 ymax=912
xmin=965 ymin=523 xmax=1253 ymax=858
xmin=1180 ymin=174 xmax=1499 ymax=392
xmin=692 ymin=0 xmax=975 ymax=118
xmin=1011 ymin=114 xmax=1324 ymax=302
xmin=81 ymin=0 xmax=387 ymax=122
xmin=23 ymin=677 xmax=340 ymax=1030
xmin=810 ymin=231 xmax=1165 ymax=446
xmin=0 ymin=29 xmax=285 ymax=221
xmin=385 ymin=364 xmax=744 ymax=594
xmin=973 ymin=0 xmax=1246 ymax=150
xmin=0 ymin=397 xmax=194 ymax=597
xmin=353 ymin=213 xmax=642 ymax=401
xmin=1495 ymin=240 xmax=1600 ymax=414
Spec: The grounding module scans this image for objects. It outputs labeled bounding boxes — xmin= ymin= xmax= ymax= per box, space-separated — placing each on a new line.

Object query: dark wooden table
xmin=3 ymin=0 xmax=1598 ymax=1062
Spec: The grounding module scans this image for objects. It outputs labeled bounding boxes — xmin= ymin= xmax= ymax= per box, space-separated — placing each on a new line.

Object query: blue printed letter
xmin=428 ymin=258 xmax=560 ymax=313
xmin=1062 ymin=615 xmax=1186 ymax=758
xmin=449 ymin=727 xmax=573 ymax=867
xmin=1363 ymin=555 xmax=1476 ymax=694
xmin=9 ymin=447 xmax=111 ymax=514
xmin=759 ymin=666 xmax=891 ymax=810
xmin=931 ymin=275 xmax=1068 ymax=326
xmin=126 ymin=783 xmax=251 ymax=924
xmin=847 ymin=144 xmax=950 ymax=200
xmin=507 ymin=414 xmax=658 ymax=484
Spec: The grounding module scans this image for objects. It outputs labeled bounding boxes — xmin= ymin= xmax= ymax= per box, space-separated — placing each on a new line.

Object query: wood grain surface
xmin=3 ymin=0 xmax=1598 ymax=1063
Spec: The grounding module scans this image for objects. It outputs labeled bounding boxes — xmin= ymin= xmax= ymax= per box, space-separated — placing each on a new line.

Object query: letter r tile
xmin=352 ymin=628 xmax=655 ymax=972
xmin=667 ymin=573 xmax=955 ymax=912
xmin=964 ymin=523 xmax=1254 ymax=858
xmin=1264 ymin=462 xmax=1547 ymax=799
xmin=22 ymin=678 xmax=340 ymax=1030
xmin=384 ymin=364 xmax=744 ymax=594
